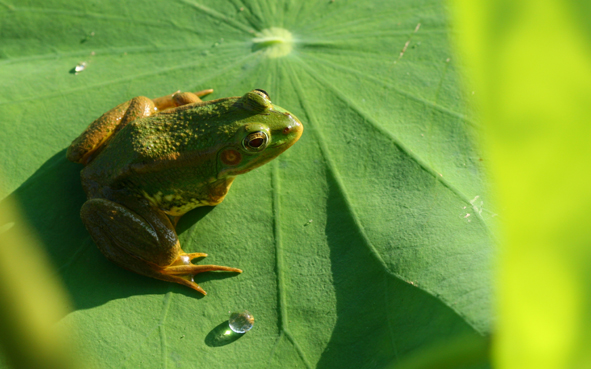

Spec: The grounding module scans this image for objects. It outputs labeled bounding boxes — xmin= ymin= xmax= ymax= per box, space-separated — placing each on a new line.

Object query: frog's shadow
xmin=1 ymin=149 xmax=234 ymax=310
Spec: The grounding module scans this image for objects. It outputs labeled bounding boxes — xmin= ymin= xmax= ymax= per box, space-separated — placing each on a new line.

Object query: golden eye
xmin=243 ymin=131 xmax=269 ymax=152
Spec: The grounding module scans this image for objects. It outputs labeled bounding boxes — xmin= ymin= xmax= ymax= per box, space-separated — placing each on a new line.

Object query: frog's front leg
xmin=80 ymin=197 xmax=241 ymax=295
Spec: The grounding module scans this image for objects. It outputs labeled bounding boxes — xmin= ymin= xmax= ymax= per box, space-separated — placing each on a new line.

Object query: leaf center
xmin=252 ymin=27 xmax=293 ymax=58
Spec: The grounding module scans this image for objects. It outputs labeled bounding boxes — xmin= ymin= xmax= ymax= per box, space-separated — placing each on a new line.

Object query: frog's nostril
xmin=282 ymin=127 xmax=291 ymax=135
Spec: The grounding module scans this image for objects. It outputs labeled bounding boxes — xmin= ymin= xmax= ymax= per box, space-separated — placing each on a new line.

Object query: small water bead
xmin=228 ymin=310 xmax=254 ymax=333
xmin=74 ymin=62 xmax=86 ymax=74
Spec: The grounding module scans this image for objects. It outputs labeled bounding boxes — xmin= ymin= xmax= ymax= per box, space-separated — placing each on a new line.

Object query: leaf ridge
xmin=271 ymin=157 xmax=313 ymax=369
xmin=282 ymin=0 xmax=307 ymax=29
xmin=159 ymin=292 xmax=172 ymax=369
xmin=265 ymin=331 xmax=284 ymax=368
xmin=227 ymin=0 xmax=263 ymax=31
xmin=285 ymin=330 xmax=313 ymax=369
xmin=119 ymin=292 xmax=173 ymax=367
xmin=271 ymin=161 xmax=289 ymax=333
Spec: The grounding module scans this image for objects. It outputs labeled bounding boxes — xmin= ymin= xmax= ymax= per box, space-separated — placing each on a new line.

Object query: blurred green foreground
xmin=450 ymin=0 xmax=591 ymax=368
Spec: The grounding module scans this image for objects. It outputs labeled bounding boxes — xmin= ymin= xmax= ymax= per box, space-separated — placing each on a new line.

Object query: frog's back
xmin=79 ymin=108 xmax=229 ymax=204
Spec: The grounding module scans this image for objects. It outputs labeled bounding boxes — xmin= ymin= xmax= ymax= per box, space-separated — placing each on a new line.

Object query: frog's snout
xmin=280 ymin=113 xmax=303 ymax=146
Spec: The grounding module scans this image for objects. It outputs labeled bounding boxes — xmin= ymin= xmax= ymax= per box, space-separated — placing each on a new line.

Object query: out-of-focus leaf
xmin=450 ymin=0 xmax=591 ymax=367
xmin=0 ymin=196 xmax=80 ymax=369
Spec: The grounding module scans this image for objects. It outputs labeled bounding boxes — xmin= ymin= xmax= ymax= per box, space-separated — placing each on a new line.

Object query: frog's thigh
xmin=67 ymin=97 xmax=156 ymax=164
xmin=67 ymin=101 xmax=131 ymax=163
xmin=81 ymin=198 xmax=180 ymax=268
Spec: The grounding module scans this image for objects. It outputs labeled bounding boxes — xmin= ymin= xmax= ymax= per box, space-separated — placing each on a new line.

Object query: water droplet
xmin=180 ymin=255 xmax=190 ymax=265
xmin=229 ymin=310 xmax=254 ymax=333
xmin=74 ymin=62 xmax=86 ymax=74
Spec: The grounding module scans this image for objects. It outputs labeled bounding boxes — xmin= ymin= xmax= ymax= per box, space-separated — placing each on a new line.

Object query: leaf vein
xmin=265 ymin=331 xmax=284 ymax=369
xmin=159 ymin=292 xmax=172 ymax=369
xmin=284 ymin=330 xmax=313 ymax=369
xmin=271 ymin=161 xmax=289 ymax=333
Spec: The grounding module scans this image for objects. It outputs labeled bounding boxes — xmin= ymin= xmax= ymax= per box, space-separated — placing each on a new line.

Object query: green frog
xmin=67 ymin=89 xmax=303 ymax=295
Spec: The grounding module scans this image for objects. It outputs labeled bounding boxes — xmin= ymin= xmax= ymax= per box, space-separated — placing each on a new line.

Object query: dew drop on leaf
xmin=228 ymin=310 xmax=254 ymax=333
xmin=74 ymin=62 xmax=86 ymax=74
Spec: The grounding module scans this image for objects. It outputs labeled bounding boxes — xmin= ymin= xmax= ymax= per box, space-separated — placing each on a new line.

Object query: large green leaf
xmin=0 ymin=0 xmax=494 ymax=367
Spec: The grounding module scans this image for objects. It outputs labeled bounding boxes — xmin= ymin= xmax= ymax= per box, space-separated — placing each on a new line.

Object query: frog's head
xmin=216 ymin=89 xmax=303 ymax=178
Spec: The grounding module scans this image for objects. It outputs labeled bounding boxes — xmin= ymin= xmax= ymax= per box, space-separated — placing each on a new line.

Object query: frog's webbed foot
xmin=163 ymin=253 xmax=242 ymax=295
xmin=81 ymin=198 xmax=240 ymax=295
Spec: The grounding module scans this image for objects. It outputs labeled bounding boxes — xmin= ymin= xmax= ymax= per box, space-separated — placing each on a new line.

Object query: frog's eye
xmin=243 ymin=131 xmax=269 ymax=152
xmin=254 ymin=89 xmax=270 ymax=99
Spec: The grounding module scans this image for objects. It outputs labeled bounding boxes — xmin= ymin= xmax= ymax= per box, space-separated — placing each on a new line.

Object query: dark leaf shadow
xmin=204 ymin=320 xmax=245 ymax=347
xmin=0 ymin=149 xmax=237 ymax=311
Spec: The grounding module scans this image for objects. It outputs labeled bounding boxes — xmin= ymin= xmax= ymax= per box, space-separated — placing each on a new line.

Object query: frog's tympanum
xmin=67 ymin=89 xmax=303 ymax=295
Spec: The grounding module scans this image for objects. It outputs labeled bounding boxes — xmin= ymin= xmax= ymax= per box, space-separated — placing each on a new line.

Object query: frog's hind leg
xmin=151 ymin=89 xmax=214 ymax=111
xmin=81 ymin=197 xmax=240 ymax=295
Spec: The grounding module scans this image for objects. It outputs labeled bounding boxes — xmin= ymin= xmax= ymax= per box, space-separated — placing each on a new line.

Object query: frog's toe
xmin=193 ymin=88 xmax=213 ymax=97
xmin=166 ymin=264 xmax=243 ymax=275
xmin=187 ymin=252 xmax=207 ymax=260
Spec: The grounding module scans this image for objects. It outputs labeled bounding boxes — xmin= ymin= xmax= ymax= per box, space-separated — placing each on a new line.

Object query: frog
xmin=67 ymin=88 xmax=303 ymax=295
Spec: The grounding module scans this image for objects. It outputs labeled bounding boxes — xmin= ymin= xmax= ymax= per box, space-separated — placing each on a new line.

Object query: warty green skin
xmin=81 ymin=92 xmax=302 ymax=215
